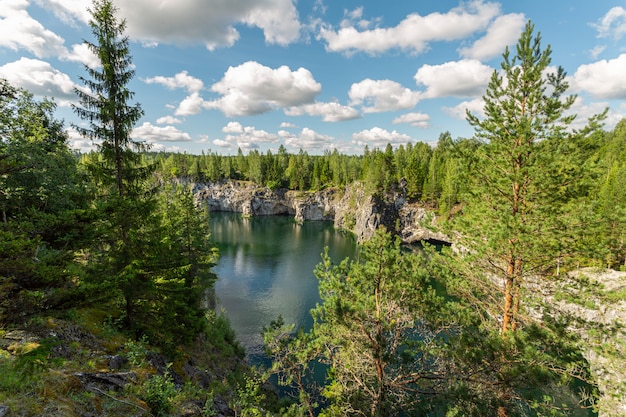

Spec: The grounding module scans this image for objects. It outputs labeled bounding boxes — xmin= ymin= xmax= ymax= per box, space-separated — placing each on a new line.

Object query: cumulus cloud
xmin=132 ymin=122 xmax=192 ymax=142
xmin=206 ymin=61 xmax=321 ymax=117
xmin=443 ymin=98 xmax=486 ymax=119
xmin=319 ymin=0 xmax=500 ymax=55
xmin=35 ymin=0 xmax=91 ymax=25
xmin=0 ymin=58 xmax=77 ymax=105
xmin=414 ymin=60 xmax=493 ymax=98
xmin=349 ymin=79 xmax=421 ymax=113
xmin=64 ymin=42 xmax=100 ymax=68
xmin=392 ymin=112 xmax=431 ymax=128
xmin=565 ymin=96 xmax=618 ymax=132
xmin=156 ymin=116 xmax=182 ymax=125
xmin=67 ymin=126 xmax=97 ymax=153
xmin=222 ymin=121 xmax=245 ymax=134
xmin=0 ymin=0 xmax=68 ymax=58
xmin=593 ymin=6 xmax=626 ymax=40
xmin=144 ymin=71 xmax=204 ymax=93
xmin=569 ymin=54 xmax=626 ymax=99
xmin=280 ymin=122 xmax=297 ymax=128
xmin=213 ymin=122 xmax=278 ymax=150
xmin=0 ymin=1 xmax=100 ymax=68
xmin=37 ymin=0 xmax=301 ymax=49
xmin=282 ymin=127 xmax=334 ymax=151
xmin=285 ymin=101 xmax=360 ymax=122
xmin=458 ymin=13 xmax=525 ymax=60
xmin=352 ymin=127 xmax=412 ymax=148
xmin=175 ymin=92 xmax=207 ymax=116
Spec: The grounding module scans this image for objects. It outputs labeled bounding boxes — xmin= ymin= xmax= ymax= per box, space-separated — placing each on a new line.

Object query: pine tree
xmin=447 ymin=21 xmax=603 ymax=416
xmin=459 ymin=21 xmax=604 ymax=335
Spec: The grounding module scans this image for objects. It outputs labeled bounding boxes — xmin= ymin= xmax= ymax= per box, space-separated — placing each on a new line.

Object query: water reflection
xmin=210 ymin=212 xmax=356 ymax=362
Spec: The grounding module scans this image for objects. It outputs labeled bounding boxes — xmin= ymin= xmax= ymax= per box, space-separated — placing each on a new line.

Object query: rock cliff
xmin=194 ymin=180 xmax=449 ymax=244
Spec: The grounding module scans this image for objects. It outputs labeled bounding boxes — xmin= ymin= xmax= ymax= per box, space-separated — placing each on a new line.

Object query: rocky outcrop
xmin=194 ymin=180 xmax=450 ymax=244
xmin=547 ymin=269 xmax=626 ymax=417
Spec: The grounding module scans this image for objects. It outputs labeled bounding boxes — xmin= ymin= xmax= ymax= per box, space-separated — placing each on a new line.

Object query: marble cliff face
xmin=193 ymin=180 xmax=450 ymax=244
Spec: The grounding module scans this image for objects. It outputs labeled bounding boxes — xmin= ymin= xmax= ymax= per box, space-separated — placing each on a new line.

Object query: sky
xmin=1 ymin=0 xmax=626 ymax=155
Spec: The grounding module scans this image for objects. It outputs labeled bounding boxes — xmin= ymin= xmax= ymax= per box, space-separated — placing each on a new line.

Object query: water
xmin=210 ymin=212 xmax=357 ymax=363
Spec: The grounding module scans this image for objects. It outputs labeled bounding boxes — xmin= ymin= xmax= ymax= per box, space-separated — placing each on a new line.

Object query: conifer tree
xmin=73 ymin=0 xmax=144 ymax=198
xmin=458 ymin=21 xmax=604 ymax=335
xmin=73 ymin=0 xmax=153 ymax=331
xmin=446 ymin=20 xmax=603 ymax=417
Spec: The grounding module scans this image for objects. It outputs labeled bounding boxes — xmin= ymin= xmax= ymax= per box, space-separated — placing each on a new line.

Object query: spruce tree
xmin=73 ymin=0 xmax=152 ymax=331
xmin=73 ymin=0 xmax=144 ymax=198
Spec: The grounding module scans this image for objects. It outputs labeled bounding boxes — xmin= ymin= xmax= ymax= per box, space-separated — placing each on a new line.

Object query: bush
xmin=142 ymin=371 xmax=177 ymax=417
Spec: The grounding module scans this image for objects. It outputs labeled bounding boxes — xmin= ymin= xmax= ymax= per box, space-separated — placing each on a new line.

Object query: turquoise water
xmin=210 ymin=212 xmax=356 ymax=362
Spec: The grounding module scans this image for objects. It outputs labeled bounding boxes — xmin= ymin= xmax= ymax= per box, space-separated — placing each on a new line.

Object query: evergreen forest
xmin=1 ymin=1 xmax=625 ymax=416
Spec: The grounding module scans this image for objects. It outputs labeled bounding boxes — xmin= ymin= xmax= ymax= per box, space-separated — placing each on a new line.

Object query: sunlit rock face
xmin=194 ymin=180 xmax=451 ymax=244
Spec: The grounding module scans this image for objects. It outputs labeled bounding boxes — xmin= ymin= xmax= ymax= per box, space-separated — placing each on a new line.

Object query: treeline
xmin=150 ymin=133 xmax=460 ymax=207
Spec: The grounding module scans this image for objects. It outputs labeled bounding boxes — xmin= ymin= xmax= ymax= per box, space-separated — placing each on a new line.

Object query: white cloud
xmin=214 ymin=122 xmax=278 ymax=150
xmin=0 ymin=1 xmax=99 ymax=68
xmin=319 ymin=0 xmax=500 ymax=55
xmin=458 ymin=13 xmax=525 ymax=61
xmin=144 ymin=71 xmax=204 ymax=93
xmin=206 ymin=61 xmax=321 ymax=117
xmin=414 ymin=59 xmax=493 ymax=98
xmin=35 ymin=0 xmax=91 ymax=25
xmin=282 ymin=127 xmax=334 ymax=151
xmin=349 ymin=79 xmax=421 ymax=113
xmin=285 ymin=101 xmax=360 ymax=121
xmin=175 ymin=92 xmax=207 ymax=116
xmin=156 ymin=116 xmax=182 ymax=125
xmin=64 ymin=42 xmax=100 ymax=68
xmin=242 ymin=1 xmax=301 ymax=45
xmin=392 ymin=112 xmax=431 ymax=128
xmin=280 ymin=122 xmax=297 ymax=128
xmin=0 ymin=58 xmax=77 ymax=105
xmin=222 ymin=121 xmax=245 ymax=134
xmin=37 ymin=0 xmax=301 ymax=49
xmin=352 ymin=127 xmax=412 ymax=148
xmin=443 ymin=98 xmax=485 ymax=120
xmin=67 ymin=126 xmax=97 ymax=153
xmin=569 ymin=54 xmax=626 ymax=99
xmin=0 ymin=0 xmax=68 ymax=58
xmin=566 ymin=96 xmax=622 ymax=132
xmin=212 ymin=138 xmax=232 ymax=148
xmin=589 ymin=45 xmax=606 ymax=60
xmin=593 ymin=6 xmax=626 ymax=40
xmin=118 ymin=0 xmax=299 ymax=49
xmin=132 ymin=122 xmax=192 ymax=142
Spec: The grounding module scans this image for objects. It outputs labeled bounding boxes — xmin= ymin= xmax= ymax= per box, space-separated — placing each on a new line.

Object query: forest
xmin=1 ymin=0 xmax=625 ymax=416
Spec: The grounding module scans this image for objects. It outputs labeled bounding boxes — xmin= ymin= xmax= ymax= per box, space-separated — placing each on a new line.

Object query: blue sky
xmin=1 ymin=0 xmax=625 ymax=155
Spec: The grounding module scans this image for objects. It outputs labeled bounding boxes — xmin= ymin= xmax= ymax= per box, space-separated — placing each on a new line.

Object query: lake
xmin=209 ymin=212 xmax=357 ymax=363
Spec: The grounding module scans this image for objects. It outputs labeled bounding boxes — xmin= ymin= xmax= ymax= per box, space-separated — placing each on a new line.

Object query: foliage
xmin=141 ymin=370 xmax=177 ymax=417
xmin=456 ymin=20 xmax=605 ymax=335
xmin=439 ymin=21 xmax=605 ymax=416
xmin=71 ymin=1 xmax=217 ymax=350
xmin=72 ymin=0 xmax=145 ymax=198
xmin=263 ymin=228 xmax=459 ymax=417
xmin=0 ymin=80 xmax=90 ymax=325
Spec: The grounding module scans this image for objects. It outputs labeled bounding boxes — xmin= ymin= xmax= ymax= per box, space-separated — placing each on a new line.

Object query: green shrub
xmin=141 ymin=371 xmax=177 ymax=417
